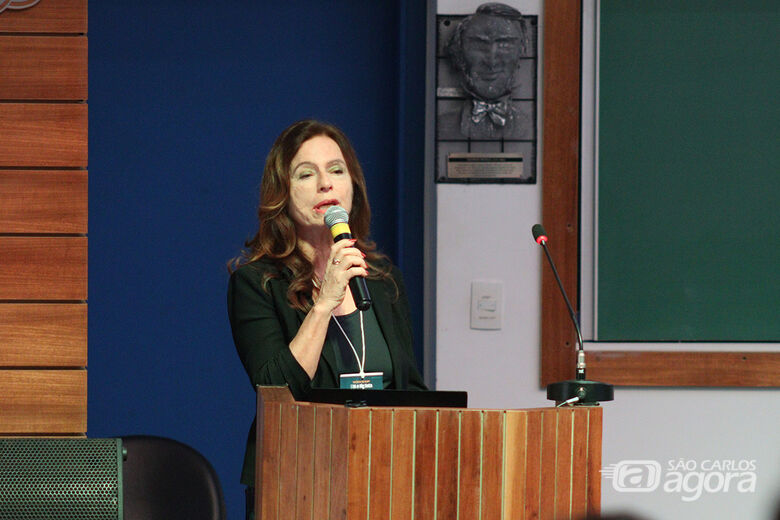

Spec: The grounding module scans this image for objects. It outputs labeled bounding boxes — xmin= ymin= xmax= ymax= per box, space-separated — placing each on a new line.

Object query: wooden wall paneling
xmin=0 ymin=303 xmax=86 ymax=366
xmin=0 ymin=104 xmax=87 ymax=167
xmin=0 ymin=369 xmax=86 ymax=433
xmin=0 ymin=36 xmax=87 ymax=100
xmin=0 ymin=0 xmax=89 ymax=440
xmin=0 ymin=170 xmax=87 ymax=233
xmin=587 ymin=351 xmax=780 ymax=387
xmin=541 ymin=1 xmax=582 ymax=386
xmin=0 ymin=236 xmax=87 ymax=300
xmin=0 ymin=0 xmax=87 ymax=34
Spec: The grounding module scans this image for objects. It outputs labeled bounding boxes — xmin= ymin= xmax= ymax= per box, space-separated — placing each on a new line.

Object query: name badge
xmin=340 ymin=372 xmax=383 ymax=390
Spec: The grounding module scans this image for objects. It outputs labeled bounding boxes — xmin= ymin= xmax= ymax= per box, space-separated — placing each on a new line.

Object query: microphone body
xmin=324 ymin=206 xmax=372 ymax=311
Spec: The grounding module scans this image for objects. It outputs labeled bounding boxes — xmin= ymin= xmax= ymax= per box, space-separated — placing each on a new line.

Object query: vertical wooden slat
xmin=368 ymin=409 xmax=393 ymax=520
xmin=329 ymin=407 xmax=349 ymax=520
xmin=503 ymin=411 xmax=527 ymax=520
xmin=539 ymin=409 xmax=558 ymax=519
xmin=586 ymin=408 xmax=603 ymax=517
xmin=435 ymin=409 xmax=459 ymax=520
xmin=413 ymin=409 xmax=437 ymax=520
xmin=295 ymin=405 xmax=315 ymax=520
xmin=523 ymin=410 xmax=542 ymax=519
xmin=481 ymin=411 xmax=504 ymax=519
xmin=259 ymin=402 xmax=282 ymax=520
xmin=346 ymin=409 xmax=371 ymax=519
xmin=458 ymin=410 xmax=482 ymax=519
xmin=554 ymin=408 xmax=574 ymax=518
xmin=279 ymin=403 xmax=299 ymax=520
xmin=390 ymin=409 xmax=415 ymax=520
xmin=312 ymin=406 xmax=332 ymax=519
xmin=570 ymin=408 xmax=590 ymax=519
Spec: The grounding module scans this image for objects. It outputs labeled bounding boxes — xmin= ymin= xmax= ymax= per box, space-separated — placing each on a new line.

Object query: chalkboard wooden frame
xmin=540 ymin=1 xmax=780 ymax=388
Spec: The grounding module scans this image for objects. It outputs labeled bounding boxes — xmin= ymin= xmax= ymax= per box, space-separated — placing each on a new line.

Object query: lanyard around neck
xmin=331 ymin=310 xmax=367 ymax=378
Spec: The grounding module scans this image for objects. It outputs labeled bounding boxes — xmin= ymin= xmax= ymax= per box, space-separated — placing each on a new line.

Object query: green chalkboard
xmin=596 ymin=1 xmax=780 ymax=341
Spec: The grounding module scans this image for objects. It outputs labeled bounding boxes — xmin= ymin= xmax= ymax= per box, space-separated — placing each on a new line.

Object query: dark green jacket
xmin=227 ymin=258 xmax=427 ymax=486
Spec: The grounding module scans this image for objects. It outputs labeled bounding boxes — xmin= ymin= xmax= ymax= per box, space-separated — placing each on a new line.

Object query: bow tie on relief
xmin=471 ymin=99 xmax=509 ymax=126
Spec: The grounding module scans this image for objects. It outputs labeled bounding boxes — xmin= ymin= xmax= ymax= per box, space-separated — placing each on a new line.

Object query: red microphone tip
xmin=535 ymin=235 xmax=548 ymax=245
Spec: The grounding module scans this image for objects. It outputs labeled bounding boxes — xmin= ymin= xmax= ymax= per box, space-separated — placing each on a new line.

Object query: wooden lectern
xmin=255 ymin=386 xmax=602 ymax=519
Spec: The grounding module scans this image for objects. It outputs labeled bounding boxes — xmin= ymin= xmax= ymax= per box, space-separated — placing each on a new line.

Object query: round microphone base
xmin=547 ymin=379 xmax=614 ymax=405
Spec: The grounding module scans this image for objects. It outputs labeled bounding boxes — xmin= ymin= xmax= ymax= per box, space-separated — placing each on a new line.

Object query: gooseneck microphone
xmin=532 ymin=224 xmax=586 ymax=379
xmin=532 ymin=224 xmax=613 ymax=406
xmin=324 ymin=206 xmax=372 ymax=311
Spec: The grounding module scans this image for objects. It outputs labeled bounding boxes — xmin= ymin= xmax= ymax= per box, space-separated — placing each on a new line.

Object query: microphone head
xmin=531 ymin=224 xmax=548 ymax=245
xmin=324 ymin=205 xmax=349 ymax=228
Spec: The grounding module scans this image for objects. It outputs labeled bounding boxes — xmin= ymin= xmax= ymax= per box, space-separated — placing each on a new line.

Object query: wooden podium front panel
xmin=257 ymin=388 xmax=603 ymax=520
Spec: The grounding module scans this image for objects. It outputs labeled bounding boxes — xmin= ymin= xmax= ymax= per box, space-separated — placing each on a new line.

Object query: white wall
xmin=433 ymin=2 xmax=780 ymax=519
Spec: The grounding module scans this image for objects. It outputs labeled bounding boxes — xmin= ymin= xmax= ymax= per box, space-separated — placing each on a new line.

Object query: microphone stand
xmin=533 ymin=225 xmax=613 ymax=406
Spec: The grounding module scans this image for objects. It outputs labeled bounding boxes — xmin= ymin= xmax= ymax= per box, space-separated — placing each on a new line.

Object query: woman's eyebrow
xmin=292 ymin=161 xmax=317 ymax=171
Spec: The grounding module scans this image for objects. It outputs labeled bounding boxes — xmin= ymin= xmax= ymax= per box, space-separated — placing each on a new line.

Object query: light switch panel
xmin=470 ymin=280 xmax=502 ymax=330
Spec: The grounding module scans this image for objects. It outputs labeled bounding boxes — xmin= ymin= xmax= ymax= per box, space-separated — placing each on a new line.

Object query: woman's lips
xmin=314 ymin=199 xmax=339 ymax=214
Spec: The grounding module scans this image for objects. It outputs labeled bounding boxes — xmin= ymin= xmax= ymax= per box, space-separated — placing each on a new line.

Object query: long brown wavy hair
xmin=229 ymin=119 xmax=392 ymax=311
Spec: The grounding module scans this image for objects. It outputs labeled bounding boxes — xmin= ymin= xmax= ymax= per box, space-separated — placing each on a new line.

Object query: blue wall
xmin=88 ymin=2 xmax=426 ymax=518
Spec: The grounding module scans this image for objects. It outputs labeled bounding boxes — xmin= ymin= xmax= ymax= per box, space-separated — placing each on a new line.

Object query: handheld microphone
xmin=324 ymin=206 xmax=372 ymax=311
xmin=531 ymin=224 xmax=613 ymax=406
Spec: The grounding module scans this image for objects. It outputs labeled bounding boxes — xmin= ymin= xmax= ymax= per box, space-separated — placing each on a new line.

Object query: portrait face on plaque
xmin=435 ymin=3 xmax=538 ymax=184
xmin=444 ymin=3 xmax=529 ymax=141
xmin=457 ymin=11 xmax=524 ymax=101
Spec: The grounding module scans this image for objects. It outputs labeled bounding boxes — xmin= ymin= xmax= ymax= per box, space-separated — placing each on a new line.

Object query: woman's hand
xmin=314 ymin=238 xmax=368 ymax=312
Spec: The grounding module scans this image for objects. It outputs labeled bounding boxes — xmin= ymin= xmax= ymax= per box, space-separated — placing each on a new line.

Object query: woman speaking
xmin=227 ymin=119 xmax=426 ymax=514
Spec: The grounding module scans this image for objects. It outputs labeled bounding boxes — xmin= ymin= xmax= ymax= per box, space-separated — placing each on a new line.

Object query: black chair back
xmin=122 ymin=436 xmax=226 ymax=520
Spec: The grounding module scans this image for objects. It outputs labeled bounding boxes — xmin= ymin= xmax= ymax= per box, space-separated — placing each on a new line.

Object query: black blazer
xmin=227 ymin=258 xmax=426 ymax=485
